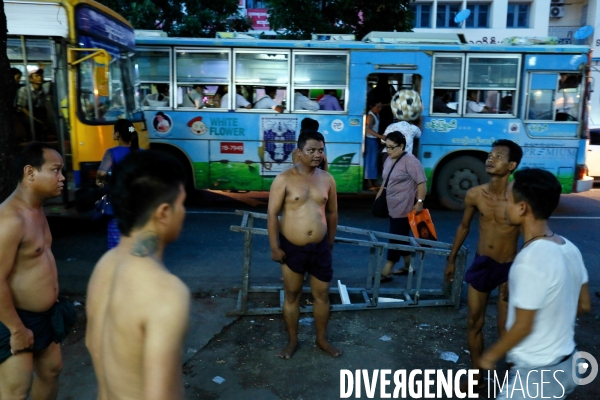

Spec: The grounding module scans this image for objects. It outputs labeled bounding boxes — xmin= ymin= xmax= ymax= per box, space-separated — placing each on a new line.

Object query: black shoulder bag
xmin=371 ymin=152 xmax=407 ymax=218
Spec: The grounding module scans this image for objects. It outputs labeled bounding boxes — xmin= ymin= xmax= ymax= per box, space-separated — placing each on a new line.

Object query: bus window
xmin=9 ymin=38 xmax=57 ymax=142
xmin=136 ymin=49 xmax=171 ymax=108
xmin=432 ymin=55 xmax=463 ymax=114
xmin=176 ymin=50 xmax=229 ymax=109
xmin=465 ymin=55 xmax=519 ymax=116
xmin=292 ymin=53 xmax=347 ymax=111
xmin=234 ymin=51 xmax=289 ymax=111
xmin=527 ymin=72 xmax=581 ymax=121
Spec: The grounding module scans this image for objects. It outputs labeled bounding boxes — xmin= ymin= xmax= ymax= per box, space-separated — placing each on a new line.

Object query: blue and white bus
xmin=134 ymin=31 xmax=593 ymax=209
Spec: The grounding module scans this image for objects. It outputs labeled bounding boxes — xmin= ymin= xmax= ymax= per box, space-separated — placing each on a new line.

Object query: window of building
xmin=466 ymin=4 xmax=489 ymax=28
xmin=507 ymin=4 xmax=530 ymax=28
xmin=431 ymin=55 xmax=463 ymax=114
xmin=410 ymin=4 xmax=432 ymax=28
xmin=135 ymin=49 xmax=171 ymax=108
xmin=246 ymin=0 xmax=266 ymax=8
xmin=464 ymin=55 xmax=520 ymax=116
xmin=437 ymin=3 xmax=460 ymax=28
xmin=292 ymin=52 xmax=347 ymax=112
xmin=234 ymin=50 xmax=289 ymax=112
xmin=176 ymin=50 xmax=229 ymax=109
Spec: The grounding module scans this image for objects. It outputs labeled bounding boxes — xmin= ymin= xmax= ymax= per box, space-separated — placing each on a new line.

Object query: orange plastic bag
xmin=408 ymin=209 xmax=438 ymax=242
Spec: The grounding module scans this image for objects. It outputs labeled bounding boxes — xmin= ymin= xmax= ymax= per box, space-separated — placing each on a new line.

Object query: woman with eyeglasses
xmin=375 ymin=130 xmax=428 ymax=283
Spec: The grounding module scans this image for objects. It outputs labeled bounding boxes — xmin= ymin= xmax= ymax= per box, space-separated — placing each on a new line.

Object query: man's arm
xmin=0 ymin=216 xmax=33 ymax=353
xmin=267 ymin=175 xmax=286 ymax=262
xmin=479 ymin=308 xmax=536 ymax=370
xmin=143 ymin=276 xmax=190 ymax=400
xmin=366 ymin=114 xmax=386 ymax=141
xmin=325 ymin=175 xmax=338 ymax=249
xmin=444 ymin=188 xmax=478 ymax=282
xmin=578 ymin=283 xmax=591 ymax=315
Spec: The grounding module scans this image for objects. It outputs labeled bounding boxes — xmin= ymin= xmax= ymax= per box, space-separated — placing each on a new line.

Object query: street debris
xmin=440 ymin=351 xmax=459 ymax=363
xmin=212 ymin=376 xmax=226 ymax=384
xmin=379 ymin=335 xmax=392 ymax=341
xmin=73 ymin=301 xmax=82 ymax=306
xmin=299 ymin=317 xmax=314 ymax=326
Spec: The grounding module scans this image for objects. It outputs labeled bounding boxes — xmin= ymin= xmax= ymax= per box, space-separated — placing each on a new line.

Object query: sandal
xmin=380 ymin=275 xmax=393 ymax=283
xmin=392 ymin=268 xmax=409 ymax=276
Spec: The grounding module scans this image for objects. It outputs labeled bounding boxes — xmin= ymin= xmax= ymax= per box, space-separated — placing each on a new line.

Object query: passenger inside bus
xmin=181 ymin=84 xmax=206 ymax=109
xmin=11 ymin=67 xmax=23 ymax=86
xmin=294 ymin=89 xmax=319 ymax=111
xmin=212 ymin=85 xmax=227 ymax=108
xmin=466 ymin=90 xmax=492 ymax=113
xmin=318 ymin=89 xmax=343 ymax=111
xmin=142 ymin=84 xmax=170 ymax=107
xmin=16 ymin=69 xmax=53 ymax=141
xmin=253 ymin=86 xmax=283 ymax=113
xmin=432 ymin=90 xmax=457 ymax=113
xmin=221 ymin=86 xmax=251 ymax=109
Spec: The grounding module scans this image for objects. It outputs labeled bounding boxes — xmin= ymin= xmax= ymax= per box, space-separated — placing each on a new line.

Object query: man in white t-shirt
xmin=294 ymin=90 xmax=319 ymax=111
xmin=383 ymin=121 xmax=421 ymax=155
xmin=253 ymin=86 xmax=283 ymax=113
xmin=479 ymin=168 xmax=591 ymax=399
xmin=221 ymin=86 xmax=251 ymax=109
xmin=466 ymin=90 xmax=491 ymax=113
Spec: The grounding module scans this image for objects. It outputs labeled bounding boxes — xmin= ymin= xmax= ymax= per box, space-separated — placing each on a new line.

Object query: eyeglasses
xmin=385 ymin=145 xmax=400 ymax=151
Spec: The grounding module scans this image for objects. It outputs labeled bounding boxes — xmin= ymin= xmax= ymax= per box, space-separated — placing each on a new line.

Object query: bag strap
xmin=383 ymin=151 xmax=408 ymax=189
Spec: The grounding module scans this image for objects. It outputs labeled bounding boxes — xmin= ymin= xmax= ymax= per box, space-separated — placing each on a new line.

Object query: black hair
xmin=297 ymin=130 xmax=325 ymax=150
xmin=385 ymin=131 xmax=407 ymax=149
xmin=368 ymin=96 xmax=382 ymax=109
xmin=11 ymin=67 xmax=22 ymax=77
xmin=114 ymin=119 xmax=140 ymax=150
xmin=111 ymin=150 xmax=185 ymax=236
xmin=492 ymin=139 xmax=523 ymax=169
xmin=14 ymin=142 xmax=57 ymax=182
xmin=512 ymin=168 xmax=562 ymax=220
xmin=300 ymin=117 xmax=319 ymax=132
xmin=156 ymin=84 xmax=169 ymax=94
xmin=265 ymin=86 xmax=277 ymax=96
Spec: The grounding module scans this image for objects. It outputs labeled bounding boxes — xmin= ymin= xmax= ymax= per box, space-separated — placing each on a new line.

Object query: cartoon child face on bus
xmin=187 ymin=116 xmax=207 ymax=135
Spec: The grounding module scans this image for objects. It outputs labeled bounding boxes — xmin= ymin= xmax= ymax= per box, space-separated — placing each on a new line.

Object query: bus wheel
xmin=436 ymin=156 xmax=488 ymax=210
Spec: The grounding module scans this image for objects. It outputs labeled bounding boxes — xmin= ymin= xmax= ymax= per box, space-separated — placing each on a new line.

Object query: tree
xmin=0 ymin=2 xmax=18 ymax=202
xmin=264 ymin=0 xmax=414 ymax=40
xmin=98 ymin=0 xmax=252 ymax=37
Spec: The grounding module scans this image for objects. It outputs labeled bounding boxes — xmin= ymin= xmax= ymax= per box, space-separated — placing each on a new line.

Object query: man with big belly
xmin=268 ymin=130 xmax=341 ymax=359
xmin=0 ymin=143 xmax=76 ymax=399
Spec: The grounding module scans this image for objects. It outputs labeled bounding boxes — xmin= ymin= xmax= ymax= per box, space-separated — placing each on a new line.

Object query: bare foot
xmin=459 ymin=378 xmax=486 ymax=395
xmin=277 ymin=341 xmax=298 ymax=359
xmin=315 ymin=338 xmax=342 ymax=357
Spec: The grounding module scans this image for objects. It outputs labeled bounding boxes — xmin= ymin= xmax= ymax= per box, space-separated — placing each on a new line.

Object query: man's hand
xmin=271 ymin=248 xmax=286 ymax=264
xmin=10 ymin=326 xmax=34 ymax=355
xmin=478 ymin=352 xmax=497 ymax=371
xmin=444 ymin=261 xmax=455 ymax=283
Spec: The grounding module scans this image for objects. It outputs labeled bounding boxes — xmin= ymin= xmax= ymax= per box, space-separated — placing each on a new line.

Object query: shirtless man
xmin=268 ymin=130 xmax=341 ymax=359
xmin=86 ymin=150 xmax=190 ymax=399
xmin=444 ymin=139 xmax=523 ymax=391
xmin=0 ymin=142 xmax=76 ymax=399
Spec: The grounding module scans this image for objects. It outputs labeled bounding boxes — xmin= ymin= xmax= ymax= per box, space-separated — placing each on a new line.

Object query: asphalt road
xmin=51 ymin=186 xmax=600 ymax=297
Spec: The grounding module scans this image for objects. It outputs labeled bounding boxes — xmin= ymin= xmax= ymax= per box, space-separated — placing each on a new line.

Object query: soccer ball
xmin=391 ymin=90 xmax=423 ymax=121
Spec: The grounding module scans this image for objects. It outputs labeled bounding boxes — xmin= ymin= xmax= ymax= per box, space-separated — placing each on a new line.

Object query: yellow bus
xmin=6 ymin=0 xmax=148 ymax=214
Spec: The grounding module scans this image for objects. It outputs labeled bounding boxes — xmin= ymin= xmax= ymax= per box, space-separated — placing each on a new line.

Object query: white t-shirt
xmin=466 ymin=100 xmax=485 ymax=113
xmin=221 ymin=93 xmax=250 ymax=109
xmin=383 ymin=121 xmax=422 ymax=154
xmin=294 ymin=92 xmax=319 ymax=111
xmin=506 ymin=237 xmax=588 ymax=368
xmin=253 ymin=95 xmax=278 ymax=110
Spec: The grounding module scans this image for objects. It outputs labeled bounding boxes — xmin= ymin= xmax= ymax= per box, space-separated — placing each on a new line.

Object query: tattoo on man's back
xmin=131 ymin=232 xmax=159 ymax=257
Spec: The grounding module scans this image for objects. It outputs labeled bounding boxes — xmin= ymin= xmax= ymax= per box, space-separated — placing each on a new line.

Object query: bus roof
xmin=135 ymin=35 xmax=590 ymax=54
